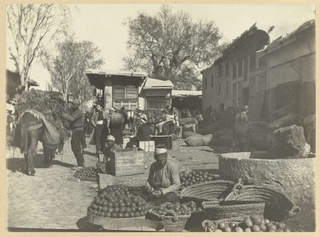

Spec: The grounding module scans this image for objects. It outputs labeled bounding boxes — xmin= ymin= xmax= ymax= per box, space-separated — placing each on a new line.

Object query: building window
xmin=250 ymin=54 xmax=256 ymax=71
xmin=218 ymin=82 xmax=221 ymax=95
xmin=211 ymin=75 xmax=214 ymax=87
xmin=226 ymin=81 xmax=229 ymax=94
xmin=238 ymin=60 xmax=243 ymax=77
xmin=233 ymin=64 xmax=237 ymax=78
xmin=147 ymin=99 xmax=169 ymax=110
xmin=113 ymin=85 xmax=138 ymax=100
xmin=232 ymin=81 xmax=243 ymax=108
xmin=226 ymin=60 xmax=229 ymax=77
xmin=244 ymin=57 xmax=248 ymax=81
xmin=218 ymin=63 xmax=222 ymax=77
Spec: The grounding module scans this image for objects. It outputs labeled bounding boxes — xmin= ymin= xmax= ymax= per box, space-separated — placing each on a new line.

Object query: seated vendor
xmin=104 ymin=135 xmax=123 ymax=154
xmin=144 ymin=144 xmax=180 ymax=204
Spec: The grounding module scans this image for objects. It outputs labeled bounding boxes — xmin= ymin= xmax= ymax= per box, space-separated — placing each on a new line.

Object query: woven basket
xmin=179 ymin=180 xmax=235 ymax=203
xmin=224 ymin=184 xmax=301 ymax=221
xmin=202 ymin=201 xmax=265 ymax=221
xmin=111 ymin=112 xmax=125 ymax=128
xmin=146 ymin=210 xmax=190 ymax=232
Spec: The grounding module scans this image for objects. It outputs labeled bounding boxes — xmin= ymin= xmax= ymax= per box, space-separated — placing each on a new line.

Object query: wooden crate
xmin=139 ymin=140 xmax=155 ymax=152
xmin=150 ymin=135 xmax=173 ymax=149
xmin=105 ymin=150 xmax=145 ymax=177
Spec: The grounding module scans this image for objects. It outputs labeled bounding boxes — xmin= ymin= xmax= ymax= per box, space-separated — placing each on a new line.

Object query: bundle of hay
xmin=14 ymin=89 xmax=70 ymax=141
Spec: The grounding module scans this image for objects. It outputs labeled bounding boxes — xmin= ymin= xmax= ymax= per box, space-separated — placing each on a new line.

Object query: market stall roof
xmin=142 ymin=77 xmax=174 ymax=90
xmin=172 ymin=90 xmax=202 ymax=97
xmin=86 ymin=69 xmax=148 ymax=89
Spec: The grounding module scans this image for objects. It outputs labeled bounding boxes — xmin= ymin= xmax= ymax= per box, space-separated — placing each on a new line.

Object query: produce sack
xmin=201 ymin=134 xmax=213 ymax=146
xmin=185 ymin=135 xmax=204 ymax=146
xmin=183 ymin=131 xmax=201 ymax=138
xmin=111 ymin=112 xmax=125 ymax=128
xmin=216 ymin=130 xmax=233 ymax=147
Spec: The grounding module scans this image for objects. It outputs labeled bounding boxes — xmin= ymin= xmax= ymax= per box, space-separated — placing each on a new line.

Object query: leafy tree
xmin=41 ymin=33 xmax=104 ymax=103
xmin=7 ymin=4 xmax=70 ymax=91
xmin=123 ymin=5 xmax=225 ymax=90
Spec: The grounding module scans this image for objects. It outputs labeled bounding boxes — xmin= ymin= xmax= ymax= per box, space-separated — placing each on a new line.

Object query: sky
xmin=6 ymin=4 xmax=316 ymax=90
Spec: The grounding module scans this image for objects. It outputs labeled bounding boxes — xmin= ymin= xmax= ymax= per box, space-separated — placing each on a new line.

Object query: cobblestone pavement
xmin=6 ymin=137 xmax=219 ymax=230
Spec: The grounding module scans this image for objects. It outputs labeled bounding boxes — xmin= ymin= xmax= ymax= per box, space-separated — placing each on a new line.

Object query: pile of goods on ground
xmin=73 ymin=167 xmax=99 ymax=181
xmin=201 ymin=214 xmax=291 ymax=232
xmin=179 ymin=170 xmax=216 ymax=189
xmin=88 ymin=185 xmax=151 ymax=218
xmin=14 ymin=90 xmax=70 ymax=141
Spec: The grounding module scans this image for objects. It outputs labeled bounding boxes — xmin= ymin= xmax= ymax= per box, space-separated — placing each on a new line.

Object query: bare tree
xmin=123 ymin=5 xmax=226 ymax=90
xmin=7 ymin=4 xmax=70 ymax=91
xmin=41 ymin=33 xmax=104 ymax=102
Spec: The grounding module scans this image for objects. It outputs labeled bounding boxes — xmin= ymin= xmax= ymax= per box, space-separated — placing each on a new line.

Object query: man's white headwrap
xmin=155 ymin=147 xmax=167 ymax=155
xmin=107 ymin=135 xmax=115 ymax=141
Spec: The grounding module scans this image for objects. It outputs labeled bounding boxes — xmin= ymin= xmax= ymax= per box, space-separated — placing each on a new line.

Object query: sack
xmin=42 ymin=120 xmax=62 ymax=150
xmin=111 ymin=112 xmax=125 ymax=128
xmin=201 ymin=134 xmax=213 ymax=146
xmin=183 ymin=131 xmax=201 ymax=138
xmin=185 ymin=135 xmax=204 ymax=146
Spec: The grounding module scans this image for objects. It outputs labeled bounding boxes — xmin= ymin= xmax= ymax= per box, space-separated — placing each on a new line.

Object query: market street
xmin=6 ymin=137 xmax=220 ymax=231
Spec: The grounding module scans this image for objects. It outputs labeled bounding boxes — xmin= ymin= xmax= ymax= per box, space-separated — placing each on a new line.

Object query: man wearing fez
xmin=145 ymin=144 xmax=180 ymax=204
xmin=62 ymin=99 xmax=85 ymax=167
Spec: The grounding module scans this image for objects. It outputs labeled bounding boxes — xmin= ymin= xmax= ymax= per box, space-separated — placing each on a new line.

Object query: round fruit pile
xmin=202 ymin=214 xmax=291 ymax=232
xmin=88 ymin=185 xmax=151 ymax=218
xmin=73 ymin=166 xmax=98 ymax=181
xmin=151 ymin=201 xmax=203 ymax=218
xmin=179 ymin=170 xmax=216 ymax=189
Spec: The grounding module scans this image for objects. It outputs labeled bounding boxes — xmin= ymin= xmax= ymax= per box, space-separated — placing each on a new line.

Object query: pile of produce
xmin=14 ymin=89 xmax=70 ymax=141
xmin=88 ymin=185 xmax=151 ymax=218
xmin=179 ymin=170 xmax=216 ymax=189
xmin=201 ymin=214 xmax=291 ymax=232
xmin=150 ymin=201 xmax=201 ymax=219
xmin=73 ymin=167 xmax=99 ymax=181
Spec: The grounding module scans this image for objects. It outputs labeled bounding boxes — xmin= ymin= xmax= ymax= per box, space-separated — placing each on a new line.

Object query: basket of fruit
xmin=201 ymin=214 xmax=292 ymax=232
xmin=179 ymin=179 xmax=235 ymax=203
xmin=224 ymin=184 xmax=301 ymax=221
xmin=202 ymin=200 xmax=265 ymax=222
xmin=73 ymin=166 xmax=99 ymax=181
xmin=87 ymin=185 xmax=152 ymax=225
xmin=147 ymin=202 xmax=191 ymax=232
xmin=179 ymin=170 xmax=217 ymax=190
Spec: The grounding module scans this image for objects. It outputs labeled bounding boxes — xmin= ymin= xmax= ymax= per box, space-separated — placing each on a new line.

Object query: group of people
xmin=62 ymin=99 xmax=181 ymax=204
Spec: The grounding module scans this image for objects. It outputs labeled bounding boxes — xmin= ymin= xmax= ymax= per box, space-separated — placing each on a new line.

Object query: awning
xmin=172 ymin=90 xmax=202 ymax=97
xmin=142 ymin=77 xmax=174 ymax=90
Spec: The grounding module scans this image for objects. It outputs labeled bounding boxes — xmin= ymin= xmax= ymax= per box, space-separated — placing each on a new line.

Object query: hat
xmin=106 ymin=135 xmax=115 ymax=141
xmin=110 ymin=107 xmax=116 ymax=112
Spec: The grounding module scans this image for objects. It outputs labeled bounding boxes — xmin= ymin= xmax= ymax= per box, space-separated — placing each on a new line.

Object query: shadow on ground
xmin=76 ymin=217 xmax=101 ymax=231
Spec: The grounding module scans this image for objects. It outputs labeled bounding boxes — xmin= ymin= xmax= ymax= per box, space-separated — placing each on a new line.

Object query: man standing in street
xmin=62 ymin=99 xmax=85 ymax=167
xmin=93 ymin=103 xmax=108 ymax=157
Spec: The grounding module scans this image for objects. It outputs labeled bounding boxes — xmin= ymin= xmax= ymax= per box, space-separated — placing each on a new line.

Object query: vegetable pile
xmin=73 ymin=167 xmax=99 ymax=181
xmin=202 ymin=214 xmax=291 ymax=232
xmin=179 ymin=170 xmax=216 ymax=189
xmin=87 ymin=185 xmax=151 ymax=218
xmin=14 ymin=89 xmax=70 ymax=141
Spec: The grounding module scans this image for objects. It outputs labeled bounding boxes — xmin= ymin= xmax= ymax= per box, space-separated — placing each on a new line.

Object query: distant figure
xmin=130 ymin=115 xmax=151 ymax=147
xmin=232 ymin=105 xmax=250 ymax=152
xmin=93 ymin=103 xmax=108 ymax=157
xmin=109 ymin=107 xmax=124 ymax=147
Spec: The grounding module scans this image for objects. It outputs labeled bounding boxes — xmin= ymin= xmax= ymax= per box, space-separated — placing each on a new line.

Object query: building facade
xmin=202 ymin=19 xmax=315 ymax=124
xmin=86 ymin=70 xmax=173 ymax=111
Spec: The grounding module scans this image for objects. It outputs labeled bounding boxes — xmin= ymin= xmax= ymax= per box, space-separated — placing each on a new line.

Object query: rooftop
xmin=142 ymin=77 xmax=174 ymax=89
xmin=172 ymin=90 xmax=202 ymax=97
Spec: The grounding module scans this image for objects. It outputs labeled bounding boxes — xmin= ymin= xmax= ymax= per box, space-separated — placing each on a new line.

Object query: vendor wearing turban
xmin=145 ymin=144 xmax=180 ymax=204
xmin=105 ymin=135 xmax=123 ymax=153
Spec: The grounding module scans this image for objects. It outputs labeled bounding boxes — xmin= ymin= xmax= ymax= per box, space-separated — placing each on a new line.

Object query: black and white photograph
xmin=4 ymin=2 xmax=316 ymax=233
